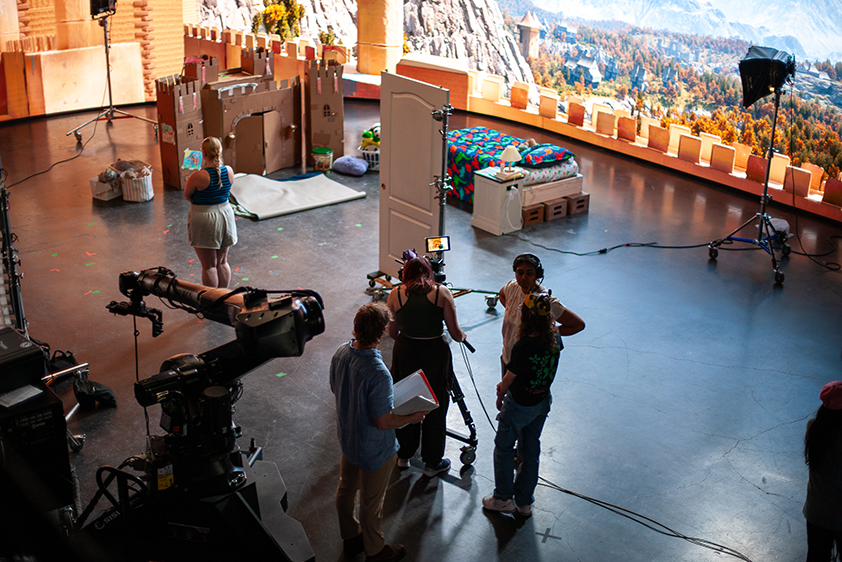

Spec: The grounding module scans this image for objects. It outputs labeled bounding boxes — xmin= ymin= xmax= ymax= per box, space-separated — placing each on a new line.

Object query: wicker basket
xmin=359 ymin=146 xmax=380 ymax=171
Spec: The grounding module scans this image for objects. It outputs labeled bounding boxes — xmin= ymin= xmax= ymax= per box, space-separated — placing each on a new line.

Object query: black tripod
xmin=66 ymin=12 xmax=157 ymax=142
xmin=707 ymin=88 xmax=791 ymax=284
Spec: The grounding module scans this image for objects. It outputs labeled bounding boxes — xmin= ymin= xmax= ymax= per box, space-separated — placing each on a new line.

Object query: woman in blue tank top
xmin=184 ymin=137 xmax=238 ymax=288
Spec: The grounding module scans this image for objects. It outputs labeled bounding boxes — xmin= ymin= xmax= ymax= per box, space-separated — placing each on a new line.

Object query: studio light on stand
xmin=496 ymin=145 xmax=523 ymax=180
xmin=707 ymin=45 xmax=796 ymax=284
xmin=66 ymin=0 xmax=158 ymax=142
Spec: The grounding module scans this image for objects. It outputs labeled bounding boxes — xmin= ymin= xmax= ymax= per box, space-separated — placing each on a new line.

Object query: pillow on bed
xmin=519 ymin=144 xmax=575 ymax=169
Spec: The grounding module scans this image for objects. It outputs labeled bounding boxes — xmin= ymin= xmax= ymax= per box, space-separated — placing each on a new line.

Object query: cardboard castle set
xmin=154 ymin=47 xmax=345 ymax=191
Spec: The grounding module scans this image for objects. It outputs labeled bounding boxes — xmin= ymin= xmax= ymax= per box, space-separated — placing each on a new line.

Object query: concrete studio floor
xmin=2 ymin=99 xmax=841 ymax=562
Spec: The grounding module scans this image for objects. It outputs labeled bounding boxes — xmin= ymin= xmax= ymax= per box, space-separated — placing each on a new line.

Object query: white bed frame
xmin=520 ymin=173 xmax=584 ymax=207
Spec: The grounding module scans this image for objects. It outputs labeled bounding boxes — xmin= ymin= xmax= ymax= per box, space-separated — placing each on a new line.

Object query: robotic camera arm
xmin=106 ymin=267 xmax=326 ymax=496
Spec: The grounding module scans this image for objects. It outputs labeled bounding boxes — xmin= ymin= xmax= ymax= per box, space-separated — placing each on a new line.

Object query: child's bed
xmin=447 ymin=127 xmax=581 ymax=203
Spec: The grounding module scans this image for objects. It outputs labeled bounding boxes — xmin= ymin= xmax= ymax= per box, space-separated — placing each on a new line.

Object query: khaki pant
xmin=336 ymin=453 xmax=396 ymax=556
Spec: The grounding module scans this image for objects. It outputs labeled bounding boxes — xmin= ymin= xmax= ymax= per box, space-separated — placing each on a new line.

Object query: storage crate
xmin=89 ymin=176 xmax=122 ymax=201
xmin=565 ymin=192 xmax=590 ymax=215
xmin=522 ymin=204 xmax=544 ymax=226
xmin=359 ymin=146 xmax=380 ymax=171
xmin=543 ymin=197 xmax=568 ymax=221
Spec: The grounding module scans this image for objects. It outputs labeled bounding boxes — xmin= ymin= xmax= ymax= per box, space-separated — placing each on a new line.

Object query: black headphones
xmin=512 ymin=253 xmax=544 ymax=280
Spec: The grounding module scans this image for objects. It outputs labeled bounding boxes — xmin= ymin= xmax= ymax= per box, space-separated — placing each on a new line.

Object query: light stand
xmin=0 ymin=161 xmax=26 ymax=334
xmin=66 ymin=10 xmax=158 ymax=142
xmin=707 ymin=46 xmax=795 ymax=285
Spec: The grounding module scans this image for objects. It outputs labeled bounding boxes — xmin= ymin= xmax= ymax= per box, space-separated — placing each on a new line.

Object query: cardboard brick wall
xmin=770 ymin=153 xmax=790 ymax=185
xmin=25 ymin=43 xmax=144 ymax=116
xmin=783 ymin=166 xmax=812 ymax=198
xmin=801 ymin=162 xmax=825 ymax=193
xmin=481 ymin=75 xmax=504 ymax=102
xmin=678 ymin=134 xmax=702 ymax=164
xmin=668 ymin=123 xmax=691 ymax=155
xmin=510 ymin=82 xmax=529 ymax=110
xmin=732 ymin=143 xmax=751 ymax=171
xmin=2 ymin=51 xmax=28 ymax=118
xmin=746 ymin=154 xmax=768 ymax=183
xmin=699 ymin=132 xmax=720 ymax=163
xmin=710 ymin=144 xmax=735 ymax=174
xmin=148 ymin=0 xmax=186 ymax=97
xmin=538 ymin=88 xmax=558 ymax=119
xmin=395 ymin=55 xmax=470 ymax=111
xmin=567 ymin=102 xmax=585 ymax=126
xmin=595 ymin=111 xmax=616 ymax=137
xmin=617 ymin=116 xmax=636 ymax=142
xmin=648 ymin=125 xmax=669 ymax=153
xmin=823 ymin=177 xmax=842 ymax=207
xmin=638 ymin=115 xmax=659 ymax=140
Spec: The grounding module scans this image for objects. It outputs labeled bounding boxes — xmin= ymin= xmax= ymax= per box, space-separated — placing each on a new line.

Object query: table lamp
xmin=496 ymin=145 xmax=522 ymax=180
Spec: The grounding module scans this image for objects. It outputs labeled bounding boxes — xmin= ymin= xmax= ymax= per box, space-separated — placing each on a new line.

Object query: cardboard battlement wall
xmin=156 ymin=50 xmax=305 ymax=189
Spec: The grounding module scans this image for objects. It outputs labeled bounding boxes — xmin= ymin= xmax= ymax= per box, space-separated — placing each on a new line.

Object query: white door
xmin=379 ymin=72 xmax=449 ymax=279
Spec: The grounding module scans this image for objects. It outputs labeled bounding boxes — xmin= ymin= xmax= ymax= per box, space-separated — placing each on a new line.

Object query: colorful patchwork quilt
xmin=446 ymin=127 xmax=577 ymax=202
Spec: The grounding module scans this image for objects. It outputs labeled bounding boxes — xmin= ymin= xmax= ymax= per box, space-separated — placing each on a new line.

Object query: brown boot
xmin=366 ymin=544 xmax=406 ymax=562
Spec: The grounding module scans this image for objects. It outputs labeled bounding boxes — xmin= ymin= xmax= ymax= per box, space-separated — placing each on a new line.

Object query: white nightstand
xmin=471 ymin=168 xmax=524 ymax=235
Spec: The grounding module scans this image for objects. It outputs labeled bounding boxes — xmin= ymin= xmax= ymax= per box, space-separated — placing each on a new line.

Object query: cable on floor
xmin=456 ymin=342 xmax=756 ymax=562
xmin=505 ymin=230 xmax=840 ymax=270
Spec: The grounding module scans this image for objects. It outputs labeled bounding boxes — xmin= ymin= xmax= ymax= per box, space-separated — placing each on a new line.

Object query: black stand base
xmin=708 ymin=210 xmax=791 ymax=284
xmin=74 ymin=456 xmax=314 ymax=562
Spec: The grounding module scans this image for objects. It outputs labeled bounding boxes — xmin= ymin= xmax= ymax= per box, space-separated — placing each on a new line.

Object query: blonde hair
xmin=202 ymin=137 xmax=224 ymax=182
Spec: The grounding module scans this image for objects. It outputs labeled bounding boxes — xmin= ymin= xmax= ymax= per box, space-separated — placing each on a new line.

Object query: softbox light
xmin=739 ymin=46 xmax=796 ymax=107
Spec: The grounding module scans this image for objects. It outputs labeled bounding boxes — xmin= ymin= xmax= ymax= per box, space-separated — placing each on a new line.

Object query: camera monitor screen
xmin=425 ymin=236 xmax=450 ymax=253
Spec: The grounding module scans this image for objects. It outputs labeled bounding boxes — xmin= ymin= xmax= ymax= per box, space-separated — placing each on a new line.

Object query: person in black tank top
xmin=184 ymin=137 xmax=238 ymax=288
xmin=386 ymin=257 xmax=466 ymax=478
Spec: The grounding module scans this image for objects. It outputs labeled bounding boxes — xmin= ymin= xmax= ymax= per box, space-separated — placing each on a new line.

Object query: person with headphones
xmin=482 ymin=292 xmax=567 ymax=516
xmin=387 ymin=256 xmax=467 ymax=478
xmin=498 ymin=253 xmax=585 ymax=375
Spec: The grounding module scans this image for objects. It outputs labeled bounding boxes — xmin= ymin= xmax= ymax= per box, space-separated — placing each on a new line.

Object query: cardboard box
xmin=89 ymin=176 xmax=122 ymax=201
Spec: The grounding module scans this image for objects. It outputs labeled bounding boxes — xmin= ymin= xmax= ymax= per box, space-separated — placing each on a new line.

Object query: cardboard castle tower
xmin=155 ymin=50 xmax=303 ymax=189
xmin=305 ymin=59 xmax=345 ymax=163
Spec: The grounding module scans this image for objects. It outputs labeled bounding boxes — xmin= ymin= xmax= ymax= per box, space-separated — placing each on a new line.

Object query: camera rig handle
xmin=106 ymin=299 xmax=163 ymax=337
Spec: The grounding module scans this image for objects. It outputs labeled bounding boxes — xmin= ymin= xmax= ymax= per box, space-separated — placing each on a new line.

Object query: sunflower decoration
xmin=252 ymin=0 xmax=305 ymax=41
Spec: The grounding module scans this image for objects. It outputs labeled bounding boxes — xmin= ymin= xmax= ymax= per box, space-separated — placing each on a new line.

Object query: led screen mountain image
xmin=738 ymin=46 xmax=796 ymax=107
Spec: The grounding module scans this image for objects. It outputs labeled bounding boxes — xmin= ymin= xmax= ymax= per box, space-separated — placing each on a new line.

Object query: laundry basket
xmin=359 ymin=146 xmax=380 ymax=171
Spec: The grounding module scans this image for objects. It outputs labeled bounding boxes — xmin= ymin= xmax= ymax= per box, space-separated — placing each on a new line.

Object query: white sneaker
xmin=482 ymin=496 xmax=515 ymax=514
xmin=515 ymin=503 xmax=532 ymax=517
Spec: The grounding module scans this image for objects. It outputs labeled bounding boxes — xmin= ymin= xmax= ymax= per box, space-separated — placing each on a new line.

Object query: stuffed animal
xmin=361 ymin=123 xmax=381 ymax=148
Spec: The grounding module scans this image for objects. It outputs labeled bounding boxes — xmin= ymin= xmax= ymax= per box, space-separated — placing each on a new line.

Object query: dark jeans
xmin=492 ymin=393 xmax=551 ymax=507
xmin=806 ymin=521 xmax=842 ymax=562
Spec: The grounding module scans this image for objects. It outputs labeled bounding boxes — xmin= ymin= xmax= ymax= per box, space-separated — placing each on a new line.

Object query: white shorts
xmin=188 ymin=202 xmax=238 ymax=249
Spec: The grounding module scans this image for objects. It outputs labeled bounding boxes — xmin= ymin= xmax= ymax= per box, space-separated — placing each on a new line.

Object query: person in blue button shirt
xmin=184 ymin=137 xmax=237 ymax=288
xmin=331 ymin=302 xmax=428 ymax=562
